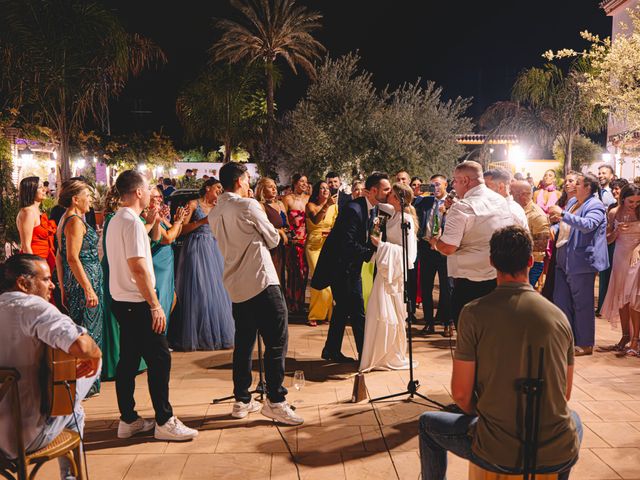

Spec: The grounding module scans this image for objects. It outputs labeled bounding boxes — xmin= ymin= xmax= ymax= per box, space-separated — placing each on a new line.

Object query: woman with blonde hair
xmin=255 ymin=177 xmax=289 ymax=282
xmin=360 ymin=182 xmax=417 ymax=372
xmin=56 ymin=179 xmax=104 ymax=395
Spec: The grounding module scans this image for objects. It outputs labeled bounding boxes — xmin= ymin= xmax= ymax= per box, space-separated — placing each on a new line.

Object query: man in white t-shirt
xmin=429 ymin=161 xmax=515 ymax=327
xmin=105 ymin=170 xmax=197 ymax=442
xmin=484 ymin=168 xmax=529 ymax=229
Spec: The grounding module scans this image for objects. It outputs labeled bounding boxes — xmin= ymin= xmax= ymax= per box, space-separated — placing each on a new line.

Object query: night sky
xmin=105 ymin=0 xmax=612 ymax=148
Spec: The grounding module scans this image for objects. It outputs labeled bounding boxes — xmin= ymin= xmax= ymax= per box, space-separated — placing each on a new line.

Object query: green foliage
xmin=0 ymin=135 xmax=18 ymax=259
xmin=40 ymin=197 xmax=57 ymax=217
xmin=281 ymin=53 xmax=472 ymax=180
xmin=179 ymin=148 xmax=208 ymax=163
xmin=176 ymin=64 xmax=266 ymax=162
xmin=0 ymin=0 xmax=166 ymax=180
xmin=553 ymin=134 xmax=602 ymax=171
xmin=103 ymin=131 xmax=178 ymax=169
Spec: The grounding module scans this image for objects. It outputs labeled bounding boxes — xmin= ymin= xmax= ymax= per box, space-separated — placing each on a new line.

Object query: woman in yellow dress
xmin=305 ymin=181 xmax=338 ymax=326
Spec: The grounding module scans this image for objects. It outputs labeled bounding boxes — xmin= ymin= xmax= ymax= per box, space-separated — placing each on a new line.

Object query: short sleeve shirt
xmin=455 ymin=283 xmax=578 ymax=468
xmin=0 ymin=292 xmax=86 ymax=459
xmin=105 ymin=207 xmax=155 ymax=302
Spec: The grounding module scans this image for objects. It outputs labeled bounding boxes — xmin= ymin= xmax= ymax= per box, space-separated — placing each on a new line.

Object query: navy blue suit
xmin=553 ymin=196 xmax=609 ymax=347
xmin=312 ymin=196 xmax=374 ymax=357
xmin=414 ymin=195 xmax=453 ymax=327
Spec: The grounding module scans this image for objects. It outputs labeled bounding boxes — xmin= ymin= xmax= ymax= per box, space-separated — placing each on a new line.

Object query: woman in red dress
xmin=16 ymin=176 xmax=56 ymax=272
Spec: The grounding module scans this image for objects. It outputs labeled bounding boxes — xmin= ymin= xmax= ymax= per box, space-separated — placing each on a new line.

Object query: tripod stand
xmin=519 ymin=346 xmax=545 ymax=480
xmin=370 ymin=196 xmax=446 ymax=410
xmin=212 ymin=333 xmax=266 ymax=404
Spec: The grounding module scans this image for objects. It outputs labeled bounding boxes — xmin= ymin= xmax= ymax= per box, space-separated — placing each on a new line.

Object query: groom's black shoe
xmin=321 ymin=351 xmax=356 ymax=363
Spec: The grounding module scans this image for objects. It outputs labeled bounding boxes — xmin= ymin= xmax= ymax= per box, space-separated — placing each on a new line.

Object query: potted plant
xmin=92 ymin=183 xmax=109 ymax=227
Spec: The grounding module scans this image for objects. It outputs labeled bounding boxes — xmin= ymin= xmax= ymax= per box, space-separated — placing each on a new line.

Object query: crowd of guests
xmin=5 ymin=158 xmax=640 ymax=479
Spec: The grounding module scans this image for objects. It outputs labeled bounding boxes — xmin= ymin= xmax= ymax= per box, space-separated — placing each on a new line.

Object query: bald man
xmin=512 ymin=180 xmax=551 ymax=287
xmin=429 ymin=161 xmax=515 ymax=326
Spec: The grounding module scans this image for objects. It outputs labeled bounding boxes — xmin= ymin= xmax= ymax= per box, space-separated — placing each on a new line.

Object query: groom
xmin=312 ymin=172 xmax=392 ymax=362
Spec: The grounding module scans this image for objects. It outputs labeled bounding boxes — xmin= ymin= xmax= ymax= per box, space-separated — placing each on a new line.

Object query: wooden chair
xmin=0 ymin=368 xmax=84 ymax=480
xmin=469 ymin=462 xmax=558 ymax=479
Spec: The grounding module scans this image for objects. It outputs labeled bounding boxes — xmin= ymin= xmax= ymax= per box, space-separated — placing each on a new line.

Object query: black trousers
xmin=323 ymin=272 xmax=365 ymax=358
xmin=232 ymin=285 xmax=288 ymax=404
xmin=419 ymin=244 xmax=453 ymax=327
xmin=451 ymin=278 xmax=497 ymax=328
xmin=112 ymin=300 xmax=173 ymax=425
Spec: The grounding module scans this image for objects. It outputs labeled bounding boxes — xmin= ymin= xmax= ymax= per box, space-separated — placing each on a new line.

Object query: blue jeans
xmin=418 ymin=410 xmax=582 ymax=480
xmin=27 ymin=363 xmax=101 ymax=480
xmin=529 ymin=261 xmax=544 ymax=287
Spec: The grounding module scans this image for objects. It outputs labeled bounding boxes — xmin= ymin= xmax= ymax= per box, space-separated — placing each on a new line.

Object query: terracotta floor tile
xmin=582 ymin=401 xmax=640 ymax=422
xmin=592 ymin=448 xmax=640 ymax=479
xmin=342 ymin=451 xmax=398 ymax=479
xmin=216 ymin=425 xmax=296 ymax=453
xmin=124 ymin=453 xmax=188 ymax=480
xmin=164 ymin=428 xmax=221 ymax=454
xmin=297 ymin=426 xmax=364 ymax=453
xmin=32 ymin=453 xmax=137 ymax=480
xmin=319 ymin=404 xmax=379 ymax=426
xmin=582 ymin=424 xmax=612 ymax=448
xmin=271 ymin=452 xmax=345 ymax=480
xmin=570 ymin=449 xmax=621 ymax=479
xmin=586 ymin=422 xmax=640 ymax=448
xmin=179 ymin=453 xmax=271 ymax=479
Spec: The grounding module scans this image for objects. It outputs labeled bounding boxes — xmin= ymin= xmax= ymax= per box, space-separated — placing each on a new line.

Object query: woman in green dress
xmin=56 ymin=179 xmax=104 ymax=396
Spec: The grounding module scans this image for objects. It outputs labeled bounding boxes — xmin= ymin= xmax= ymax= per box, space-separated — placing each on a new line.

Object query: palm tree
xmin=0 ymin=0 xmax=166 ymax=181
xmin=176 ymin=63 xmax=267 ymax=162
xmin=480 ymin=61 xmax=606 ymax=176
xmin=211 ymin=0 xmax=325 ymax=141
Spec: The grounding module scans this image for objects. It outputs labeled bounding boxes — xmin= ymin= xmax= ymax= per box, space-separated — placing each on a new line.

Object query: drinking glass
xmin=293 ymin=370 xmax=305 ymax=391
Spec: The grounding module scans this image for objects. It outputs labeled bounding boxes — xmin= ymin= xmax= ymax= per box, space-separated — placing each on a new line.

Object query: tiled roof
xmin=601 ymin=0 xmax=631 ymax=14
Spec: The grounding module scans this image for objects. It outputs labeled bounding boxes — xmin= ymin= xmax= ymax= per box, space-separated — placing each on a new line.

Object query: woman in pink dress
xmin=600 ymin=184 xmax=640 ymax=357
xmin=282 ymin=174 xmax=310 ymax=314
xmin=534 ymin=169 xmax=561 ymax=214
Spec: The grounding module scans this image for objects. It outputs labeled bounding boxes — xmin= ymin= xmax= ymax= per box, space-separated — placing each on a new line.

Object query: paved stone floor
xmin=37 ymin=315 xmax=640 ymax=479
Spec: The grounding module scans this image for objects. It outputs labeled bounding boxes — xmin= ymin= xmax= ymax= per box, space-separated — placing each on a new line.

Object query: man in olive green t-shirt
xmin=418 ymin=225 xmax=582 ymax=480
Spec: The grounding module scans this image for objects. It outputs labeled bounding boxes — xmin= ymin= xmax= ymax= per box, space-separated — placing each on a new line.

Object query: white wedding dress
xmin=359 ymin=207 xmax=417 ymax=372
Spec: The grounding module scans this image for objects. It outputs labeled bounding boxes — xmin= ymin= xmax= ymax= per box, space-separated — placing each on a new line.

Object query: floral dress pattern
xmin=286 ymin=209 xmax=308 ymax=314
xmin=61 ymin=214 xmax=104 ymax=395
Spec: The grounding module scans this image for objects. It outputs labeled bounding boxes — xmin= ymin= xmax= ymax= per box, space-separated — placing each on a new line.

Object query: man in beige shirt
xmin=512 ymin=180 xmax=551 ymax=287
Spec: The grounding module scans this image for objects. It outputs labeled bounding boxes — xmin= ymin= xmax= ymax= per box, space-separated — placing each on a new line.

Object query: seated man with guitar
xmin=0 ymin=254 xmax=102 ymax=480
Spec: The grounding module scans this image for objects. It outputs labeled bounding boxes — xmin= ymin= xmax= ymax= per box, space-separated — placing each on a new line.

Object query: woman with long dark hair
xmin=173 ymin=178 xmax=234 ymax=351
xmin=305 ymin=181 xmax=338 ymax=326
xmin=599 ymin=184 xmax=640 ymax=356
xmin=17 ymin=176 xmax=56 ymax=274
xmin=282 ymin=173 xmax=310 ymax=314
xmin=549 ymin=173 xmax=609 ymax=356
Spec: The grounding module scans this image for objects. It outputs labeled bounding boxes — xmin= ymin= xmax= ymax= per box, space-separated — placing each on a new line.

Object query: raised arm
xmin=561 ymin=203 xmax=606 ymax=233
xmin=248 ymin=200 xmax=280 ymax=249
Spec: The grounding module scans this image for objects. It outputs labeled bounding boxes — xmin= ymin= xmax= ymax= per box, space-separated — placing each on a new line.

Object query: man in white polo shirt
xmin=106 ymin=170 xmax=197 ymax=441
xmin=430 ymin=161 xmax=515 ymax=327
xmin=209 ymin=162 xmax=303 ymax=426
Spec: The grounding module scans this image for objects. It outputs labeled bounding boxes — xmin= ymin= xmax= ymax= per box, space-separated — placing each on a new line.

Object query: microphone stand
xmin=370 ymin=195 xmax=446 ymax=409
xmin=212 ymin=334 xmax=266 ymax=404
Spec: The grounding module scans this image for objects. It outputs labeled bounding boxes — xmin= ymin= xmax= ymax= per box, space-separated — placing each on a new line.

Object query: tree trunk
xmin=58 ymin=116 xmax=72 ymax=182
xmin=224 ymin=138 xmax=232 ymax=163
xmin=564 ymin=133 xmax=574 ymax=177
xmin=265 ymin=61 xmax=275 ymax=142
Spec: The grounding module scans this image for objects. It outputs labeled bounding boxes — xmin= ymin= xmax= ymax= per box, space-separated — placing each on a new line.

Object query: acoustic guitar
xmin=42 ymin=347 xmax=76 ymax=416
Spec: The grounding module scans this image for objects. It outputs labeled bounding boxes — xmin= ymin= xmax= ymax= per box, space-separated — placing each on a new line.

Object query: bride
xmin=359 ymin=182 xmax=417 ymax=372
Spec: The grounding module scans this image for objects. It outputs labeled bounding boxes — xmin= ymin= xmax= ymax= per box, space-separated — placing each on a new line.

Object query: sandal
xmin=306 ymin=320 xmax=317 ymax=327
xmin=596 ymin=335 xmax=630 ymax=353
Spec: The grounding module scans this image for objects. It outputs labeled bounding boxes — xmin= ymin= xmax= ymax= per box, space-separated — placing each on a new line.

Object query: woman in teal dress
xmin=56 ymin=179 xmax=104 ymax=396
xmin=149 ymin=187 xmax=188 ymax=330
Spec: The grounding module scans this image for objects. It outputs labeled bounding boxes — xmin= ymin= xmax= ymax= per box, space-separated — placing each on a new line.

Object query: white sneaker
xmin=154 ymin=416 xmax=199 ymax=441
xmin=117 ymin=417 xmax=155 ymax=438
xmin=231 ymin=399 xmax=262 ymax=419
xmin=261 ymin=400 xmax=304 ymax=426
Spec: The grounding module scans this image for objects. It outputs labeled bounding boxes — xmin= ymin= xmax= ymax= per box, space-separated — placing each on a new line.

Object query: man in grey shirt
xmin=210 ymin=162 xmax=303 ymax=426
xmin=0 ymin=254 xmax=102 ymax=480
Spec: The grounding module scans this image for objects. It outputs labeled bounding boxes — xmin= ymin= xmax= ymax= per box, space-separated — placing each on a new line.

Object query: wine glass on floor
xmin=292 ymin=370 xmax=305 ymax=405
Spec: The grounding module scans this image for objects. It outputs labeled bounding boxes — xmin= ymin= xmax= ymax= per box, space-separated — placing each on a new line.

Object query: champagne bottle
xmin=431 ymin=210 xmax=440 ymax=237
